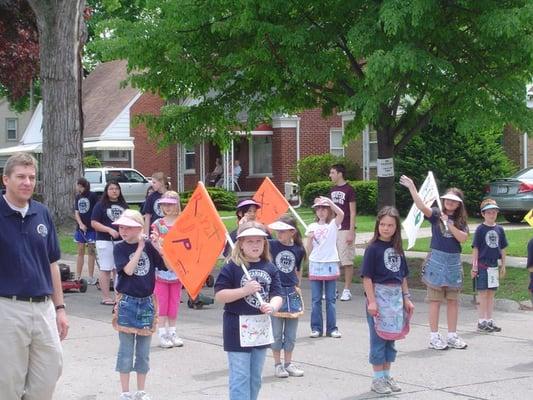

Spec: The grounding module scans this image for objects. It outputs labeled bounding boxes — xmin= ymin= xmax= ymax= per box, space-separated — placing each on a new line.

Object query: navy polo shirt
xmin=361 ymin=239 xmax=408 ymax=284
xmin=0 ymin=196 xmax=61 ymax=297
xmin=141 ymin=191 xmax=163 ymax=227
xmin=74 ymin=191 xmax=98 ymax=230
xmin=91 ymin=201 xmax=128 ymax=241
xmin=427 ymin=207 xmax=468 ymax=254
xmin=214 ymin=260 xmax=282 ymax=352
xmin=269 ymin=240 xmax=305 ymax=287
xmin=472 ymin=223 xmax=508 ymax=265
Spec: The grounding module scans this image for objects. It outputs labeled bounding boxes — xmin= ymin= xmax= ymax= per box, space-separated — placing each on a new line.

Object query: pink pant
xmin=154 ymin=280 xmax=182 ymax=319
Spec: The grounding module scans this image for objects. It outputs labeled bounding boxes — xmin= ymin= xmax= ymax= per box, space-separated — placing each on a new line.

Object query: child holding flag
xmin=362 ymin=206 xmax=414 ymax=394
xmin=471 ymin=199 xmax=507 ymax=332
xmin=400 ymin=176 xmax=469 ymax=350
xmin=305 ymin=196 xmax=344 ymax=339
xmin=214 ymin=221 xmax=282 ymax=400
xmin=151 ymin=191 xmax=184 ymax=348
xmin=111 ymin=210 xmax=164 ymax=400
xmin=268 ymin=215 xmax=306 ymax=378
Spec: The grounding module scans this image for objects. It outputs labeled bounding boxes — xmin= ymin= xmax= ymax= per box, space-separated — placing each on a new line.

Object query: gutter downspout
xmin=524 ymin=132 xmax=528 ymax=168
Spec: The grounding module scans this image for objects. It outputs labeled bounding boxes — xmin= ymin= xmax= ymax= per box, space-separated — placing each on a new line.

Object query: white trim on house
xmin=272 ymin=115 xmax=298 ymax=129
xmin=99 ymin=92 xmax=142 ymax=139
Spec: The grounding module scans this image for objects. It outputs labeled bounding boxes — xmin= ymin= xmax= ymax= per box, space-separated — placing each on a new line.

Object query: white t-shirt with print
xmin=306 ymin=220 xmax=340 ymax=263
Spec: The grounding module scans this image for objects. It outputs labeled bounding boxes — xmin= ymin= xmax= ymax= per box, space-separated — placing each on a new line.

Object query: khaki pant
xmin=0 ymin=297 xmax=62 ymax=400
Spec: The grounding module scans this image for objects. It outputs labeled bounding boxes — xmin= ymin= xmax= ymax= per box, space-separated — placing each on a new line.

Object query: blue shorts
xmin=74 ymin=229 xmax=96 ymax=244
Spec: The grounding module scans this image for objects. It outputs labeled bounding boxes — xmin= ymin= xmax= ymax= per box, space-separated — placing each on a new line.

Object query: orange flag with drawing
xmin=253 ymin=177 xmax=290 ymax=224
xmin=162 ymin=182 xmax=226 ymax=299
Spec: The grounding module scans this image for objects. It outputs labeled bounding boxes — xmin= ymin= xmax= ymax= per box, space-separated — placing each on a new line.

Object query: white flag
xmin=402 ymin=171 xmax=440 ymax=249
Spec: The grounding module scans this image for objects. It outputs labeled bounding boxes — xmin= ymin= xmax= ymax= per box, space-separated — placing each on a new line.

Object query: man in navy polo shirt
xmin=0 ymin=152 xmax=69 ymax=400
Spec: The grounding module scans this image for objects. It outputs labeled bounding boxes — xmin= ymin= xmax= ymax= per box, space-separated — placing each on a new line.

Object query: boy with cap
xmin=471 ymin=199 xmax=507 ymax=332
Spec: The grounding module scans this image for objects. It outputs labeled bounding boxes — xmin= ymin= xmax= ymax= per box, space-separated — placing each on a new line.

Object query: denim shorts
xmin=422 ymin=249 xmax=463 ymax=289
xmin=475 ymin=261 xmax=498 ymax=291
xmin=117 ymin=294 xmax=155 ymax=331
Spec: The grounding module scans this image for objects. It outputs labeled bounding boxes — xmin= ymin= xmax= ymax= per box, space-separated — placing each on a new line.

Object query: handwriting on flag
xmin=253 ymin=177 xmax=290 ymax=224
xmin=402 ymin=172 xmax=440 ymax=250
xmin=162 ymin=182 xmax=226 ymax=299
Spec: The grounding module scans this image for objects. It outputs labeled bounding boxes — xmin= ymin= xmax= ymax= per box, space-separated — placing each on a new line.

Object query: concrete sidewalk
xmin=55 ymin=273 xmax=533 ymax=400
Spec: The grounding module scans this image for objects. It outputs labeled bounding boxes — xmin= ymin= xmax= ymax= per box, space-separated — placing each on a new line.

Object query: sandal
xmin=100 ymin=299 xmax=115 ymax=306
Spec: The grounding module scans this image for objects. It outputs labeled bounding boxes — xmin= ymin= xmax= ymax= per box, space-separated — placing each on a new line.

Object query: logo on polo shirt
xmin=275 ymin=250 xmax=296 ymax=273
xmin=131 ymin=251 xmax=150 ymax=276
xmin=485 ymin=230 xmax=499 ymax=249
xmin=241 ymin=269 xmax=272 ymax=309
xmin=36 ymin=224 xmax=48 ymax=237
xmin=383 ymin=247 xmax=401 ymax=272
xmin=107 ymin=205 xmax=125 ymax=221
xmin=154 ymin=199 xmax=163 ymax=217
xmin=78 ymin=198 xmax=90 ymax=214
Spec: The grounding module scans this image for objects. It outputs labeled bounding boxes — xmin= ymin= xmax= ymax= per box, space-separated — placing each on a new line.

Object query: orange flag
xmin=162 ymin=182 xmax=226 ymax=299
xmin=253 ymin=177 xmax=290 ymax=224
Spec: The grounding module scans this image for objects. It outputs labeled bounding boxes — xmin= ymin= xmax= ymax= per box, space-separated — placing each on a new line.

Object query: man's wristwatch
xmin=55 ymin=304 xmax=66 ymax=311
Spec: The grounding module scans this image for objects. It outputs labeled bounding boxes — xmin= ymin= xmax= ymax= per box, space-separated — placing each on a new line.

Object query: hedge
xmin=180 ymin=187 xmax=237 ymax=211
xmin=302 ymin=180 xmax=378 ymax=215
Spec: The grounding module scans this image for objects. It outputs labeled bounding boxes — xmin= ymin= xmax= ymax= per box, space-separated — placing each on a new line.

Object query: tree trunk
xmin=27 ymin=0 xmax=85 ymax=226
xmin=376 ymin=127 xmax=396 ymax=209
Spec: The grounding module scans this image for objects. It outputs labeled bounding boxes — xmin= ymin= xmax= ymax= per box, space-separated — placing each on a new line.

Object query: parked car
xmin=484 ymin=167 xmax=533 ymax=223
xmin=85 ymin=167 xmax=151 ymax=205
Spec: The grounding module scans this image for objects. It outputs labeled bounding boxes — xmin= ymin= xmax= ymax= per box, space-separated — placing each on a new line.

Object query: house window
xmin=6 ymin=118 xmax=18 ymax=141
xmin=184 ymin=145 xmax=195 ymax=173
xmin=103 ymin=150 xmax=129 ymax=161
xmin=249 ymin=135 xmax=272 ymax=175
xmin=330 ymin=128 xmax=344 ymax=156
xmin=368 ymin=129 xmax=378 ymax=166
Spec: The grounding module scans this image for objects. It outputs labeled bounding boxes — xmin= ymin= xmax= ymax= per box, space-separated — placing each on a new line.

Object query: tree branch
xmin=394 ymin=108 xmax=434 ymax=153
xmin=336 ymin=34 xmax=364 ymax=79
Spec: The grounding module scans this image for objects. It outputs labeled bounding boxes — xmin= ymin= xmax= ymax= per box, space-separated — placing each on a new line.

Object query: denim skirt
xmin=113 ymin=294 xmax=157 ymax=335
xmin=422 ymin=249 xmax=463 ymax=289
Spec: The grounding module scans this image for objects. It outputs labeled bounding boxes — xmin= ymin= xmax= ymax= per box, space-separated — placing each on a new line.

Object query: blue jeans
xmin=366 ymin=311 xmax=396 ymax=365
xmin=271 ymin=316 xmax=298 ymax=352
xmin=116 ymin=332 xmax=152 ymax=374
xmin=227 ymin=348 xmax=267 ymax=400
xmin=310 ymin=280 xmax=337 ymax=335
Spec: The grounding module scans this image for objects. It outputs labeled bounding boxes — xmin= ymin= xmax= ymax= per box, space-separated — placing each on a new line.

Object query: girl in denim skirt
xmin=305 ymin=196 xmax=344 ymax=339
xmin=362 ymin=206 xmax=414 ymax=395
xmin=471 ymin=199 xmax=507 ymax=332
xmin=268 ymin=215 xmax=306 ymax=379
xmin=112 ymin=210 xmax=165 ymax=400
xmin=214 ymin=222 xmax=282 ymax=400
xmin=400 ymin=176 xmax=469 ymax=350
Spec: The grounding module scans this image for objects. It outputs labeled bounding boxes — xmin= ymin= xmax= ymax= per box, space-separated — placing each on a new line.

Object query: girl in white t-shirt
xmin=305 ymin=196 xmax=344 ymax=338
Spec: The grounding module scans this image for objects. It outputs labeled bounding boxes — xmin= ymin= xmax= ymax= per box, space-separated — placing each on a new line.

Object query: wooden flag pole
xmin=288 ymin=204 xmax=308 ymax=231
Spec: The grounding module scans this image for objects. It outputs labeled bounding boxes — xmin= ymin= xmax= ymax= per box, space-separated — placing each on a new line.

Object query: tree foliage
xmin=90 ymin=1 xmax=533 ymax=206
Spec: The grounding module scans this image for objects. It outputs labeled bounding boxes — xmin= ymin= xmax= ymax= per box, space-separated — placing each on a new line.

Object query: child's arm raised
xmin=399 ymin=175 xmax=433 ymax=218
xmin=318 ymin=196 xmax=344 ymax=227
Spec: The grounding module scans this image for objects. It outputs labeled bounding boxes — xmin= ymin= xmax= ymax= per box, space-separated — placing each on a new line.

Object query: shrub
xmin=292 ymin=154 xmax=359 ymax=189
xmin=302 ymin=180 xmax=378 ymax=215
xmin=395 ymin=123 xmax=516 ymax=215
xmin=180 ymin=187 xmax=237 ymax=211
xmin=83 ymin=155 xmax=102 ymax=168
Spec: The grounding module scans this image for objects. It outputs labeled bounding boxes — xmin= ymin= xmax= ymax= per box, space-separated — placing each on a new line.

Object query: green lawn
xmin=403 ymin=228 xmax=533 ymax=257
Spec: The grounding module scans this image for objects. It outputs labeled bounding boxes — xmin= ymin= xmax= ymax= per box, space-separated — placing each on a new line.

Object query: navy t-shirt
xmin=269 ymin=240 xmax=305 ymax=287
xmin=527 ymin=238 xmax=533 ymax=291
xmin=74 ymin=191 xmax=98 ymax=230
xmin=330 ymin=183 xmax=356 ymax=231
xmin=427 ymin=207 xmax=468 ymax=254
xmin=91 ymin=201 xmax=128 ymax=241
xmin=142 ymin=191 xmax=163 ymax=227
xmin=361 ymin=239 xmax=409 ymax=284
xmin=114 ymin=240 xmax=163 ymax=298
xmin=214 ymin=260 xmax=282 ymax=352
xmin=472 ymin=224 xmax=508 ymax=265
xmin=0 ymin=196 xmax=61 ymax=297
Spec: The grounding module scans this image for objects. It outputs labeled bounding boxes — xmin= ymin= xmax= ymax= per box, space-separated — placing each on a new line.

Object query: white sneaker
xmin=328 ymin=329 xmax=342 ymax=338
xmin=119 ymin=392 xmax=134 ymax=400
xmin=87 ymin=276 xmax=98 ymax=285
xmin=429 ymin=334 xmax=448 ymax=350
xmin=340 ymin=289 xmax=352 ymax=301
xmin=274 ymin=364 xmax=289 ymax=378
xmin=169 ymin=332 xmax=184 ymax=347
xmin=309 ymin=330 xmax=321 ymax=338
xmin=159 ymin=334 xmax=173 ymax=348
xmin=285 ymin=363 xmax=304 ymax=377
xmin=371 ymin=377 xmax=392 ymax=394
xmin=386 ymin=376 xmax=402 ymax=392
xmin=447 ymin=335 xmax=468 ymax=349
xmin=134 ymin=391 xmax=152 ymax=400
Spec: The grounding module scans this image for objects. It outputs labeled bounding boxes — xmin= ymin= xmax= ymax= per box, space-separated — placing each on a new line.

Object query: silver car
xmin=485 ymin=167 xmax=533 ymax=222
xmin=85 ymin=167 xmax=151 ymax=205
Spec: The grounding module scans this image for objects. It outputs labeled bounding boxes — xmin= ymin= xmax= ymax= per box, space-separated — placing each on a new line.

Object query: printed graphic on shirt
xmin=275 ymin=250 xmax=296 ymax=273
xmin=485 ymin=230 xmax=499 ymax=249
xmin=312 ymin=225 xmax=330 ymax=246
xmin=130 ymin=251 xmax=150 ymax=276
xmin=331 ymin=190 xmax=346 ymax=205
xmin=78 ymin=198 xmax=90 ymax=214
xmin=384 ymin=247 xmax=401 ymax=272
xmin=153 ymin=199 xmax=163 ymax=217
xmin=241 ymin=269 xmax=272 ymax=309
xmin=106 ymin=205 xmax=125 ymax=221
xmin=36 ymin=223 xmax=48 ymax=237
